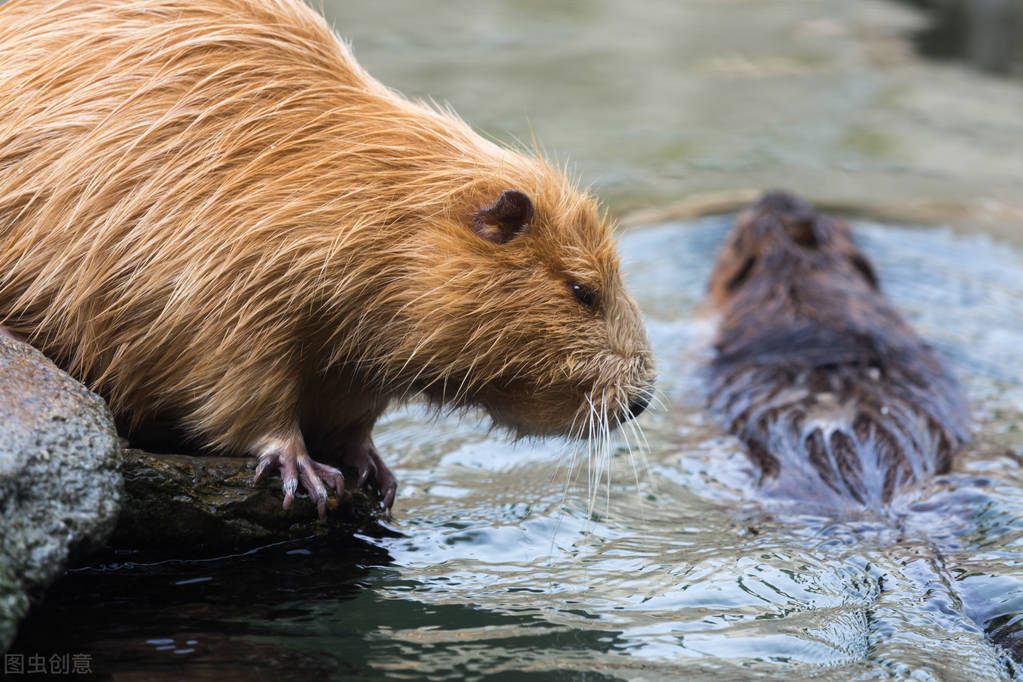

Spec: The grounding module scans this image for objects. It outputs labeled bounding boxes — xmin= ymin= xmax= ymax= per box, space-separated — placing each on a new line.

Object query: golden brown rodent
xmin=0 ymin=0 xmax=655 ymax=516
xmin=706 ymin=192 xmax=967 ymax=508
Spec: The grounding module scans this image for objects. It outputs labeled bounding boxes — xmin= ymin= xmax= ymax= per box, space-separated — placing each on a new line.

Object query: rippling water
xmin=14 ymin=219 xmax=1023 ymax=680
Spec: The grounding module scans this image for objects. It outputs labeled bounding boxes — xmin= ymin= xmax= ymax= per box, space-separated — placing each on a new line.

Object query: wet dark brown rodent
xmin=706 ymin=192 xmax=968 ymax=508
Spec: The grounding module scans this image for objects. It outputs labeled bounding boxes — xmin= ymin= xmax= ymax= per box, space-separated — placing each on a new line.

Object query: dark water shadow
xmin=897 ymin=0 xmax=1023 ymax=76
xmin=9 ymin=536 xmax=393 ymax=680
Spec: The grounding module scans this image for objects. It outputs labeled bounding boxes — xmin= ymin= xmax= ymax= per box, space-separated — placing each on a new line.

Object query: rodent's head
xmin=370 ymin=171 xmax=655 ymax=439
xmin=708 ymin=191 xmax=879 ymax=309
xmin=705 ymin=191 xmax=926 ymax=371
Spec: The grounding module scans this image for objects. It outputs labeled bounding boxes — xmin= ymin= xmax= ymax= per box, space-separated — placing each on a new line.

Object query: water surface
xmin=15 ymin=218 xmax=1023 ymax=680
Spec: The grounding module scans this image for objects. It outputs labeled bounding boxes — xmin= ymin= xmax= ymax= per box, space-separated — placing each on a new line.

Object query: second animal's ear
xmin=849 ymin=253 xmax=880 ymax=290
xmin=472 ymin=190 xmax=534 ymax=244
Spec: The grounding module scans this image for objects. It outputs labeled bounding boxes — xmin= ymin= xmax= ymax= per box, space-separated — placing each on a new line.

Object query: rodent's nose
xmin=626 ymin=394 xmax=650 ymax=420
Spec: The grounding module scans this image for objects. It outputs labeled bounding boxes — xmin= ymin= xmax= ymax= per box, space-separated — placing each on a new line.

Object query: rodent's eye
xmin=570 ymin=283 xmax=597 ymax=309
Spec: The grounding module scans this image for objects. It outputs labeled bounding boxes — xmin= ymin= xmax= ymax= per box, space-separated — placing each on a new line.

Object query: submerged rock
xmin=113 ymin=449 xmax=384 ymax=554
xmin=0 ymin=337 xmax=122 ymax=652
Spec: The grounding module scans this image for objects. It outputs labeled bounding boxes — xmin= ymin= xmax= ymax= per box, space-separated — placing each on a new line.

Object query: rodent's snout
xmin=615 ymin=334 xmax=656 ymax=426
xmin=618 ymin=371 xmax=655 ymax=424
xmin=626 ymin=393 xmax=650 ymax=420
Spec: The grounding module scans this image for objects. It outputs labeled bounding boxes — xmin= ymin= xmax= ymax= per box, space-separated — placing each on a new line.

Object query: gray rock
xmin=113 ymin=449 xmax=384 ymax=554
xmin=0 ymin=336 xmax=122 ymax=652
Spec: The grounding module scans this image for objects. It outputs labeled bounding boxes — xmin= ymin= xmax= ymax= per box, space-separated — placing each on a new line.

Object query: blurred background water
xmin=323 ymin=0 xmax=1023 ymax=243
xmin=11 ymin=0 xmax=1023 ymax=679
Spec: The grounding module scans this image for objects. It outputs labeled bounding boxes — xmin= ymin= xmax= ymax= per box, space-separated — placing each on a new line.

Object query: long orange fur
xmin=0 ymin=0 xmax=654 ymax=507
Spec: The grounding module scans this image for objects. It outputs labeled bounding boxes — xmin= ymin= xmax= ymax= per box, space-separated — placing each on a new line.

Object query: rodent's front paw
xmin=254 ymin=450 xmax=344 ymax=519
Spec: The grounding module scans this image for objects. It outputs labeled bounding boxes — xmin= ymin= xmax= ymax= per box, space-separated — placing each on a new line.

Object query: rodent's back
xmin=0 ymin=0 xmax=385 ymax=445
xmin=706 ymin=193 xmax=968 ymax=507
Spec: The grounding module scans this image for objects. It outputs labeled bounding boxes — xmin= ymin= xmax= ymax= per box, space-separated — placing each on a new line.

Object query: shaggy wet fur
xmin=0 ymin=0 xmax=654 ymax=512
xmin=707 ymin=192 xmax=967 ymax=508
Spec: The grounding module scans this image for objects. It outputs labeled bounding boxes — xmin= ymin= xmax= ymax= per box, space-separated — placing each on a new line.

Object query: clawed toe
xmin=253 ymin=453 xmax=280 ymax=483
xmin=376 ymin=466 xmax=397 ymax=509
xmin=313 ymin=461 xmax=345 ymax=497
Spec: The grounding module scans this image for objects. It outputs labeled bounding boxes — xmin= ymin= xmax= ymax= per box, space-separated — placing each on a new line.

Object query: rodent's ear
xmin=726 ymin=256 xmax=756 ymax=292
xmin=472 ymin=189 xmax=534 ymax=244
xmin=849 ymin=253 xmax=880 ymax=290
